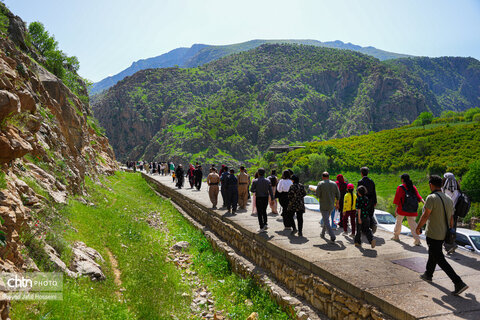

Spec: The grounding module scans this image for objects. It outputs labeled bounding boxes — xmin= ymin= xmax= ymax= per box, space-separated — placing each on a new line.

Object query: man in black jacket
xmin=194 ymin=165 xmax=203 ymax=190
xmin=358 ymin=167 xmax=377 ymax=233
xmin=251 ymin=168 xmax=273 ymax=232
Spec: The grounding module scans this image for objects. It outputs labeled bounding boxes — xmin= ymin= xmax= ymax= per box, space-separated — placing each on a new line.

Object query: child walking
xmin=355 ymin=186 xmax=376 ymax=248
xmin=342 ymin=183 xmax=356 ymax=236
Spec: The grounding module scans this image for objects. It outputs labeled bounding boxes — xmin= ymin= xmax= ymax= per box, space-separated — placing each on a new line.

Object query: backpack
xmin=400 ymin=185 xmax=418 ymax=213
xmin=455 ymin=192 xmax=471 ymax=218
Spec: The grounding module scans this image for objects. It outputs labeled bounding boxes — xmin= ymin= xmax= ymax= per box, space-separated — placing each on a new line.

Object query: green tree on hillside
xmin=413 ymin=112 xmax=434 ymax=128
xmin=464 ymin=107 xmax=480 ymax=121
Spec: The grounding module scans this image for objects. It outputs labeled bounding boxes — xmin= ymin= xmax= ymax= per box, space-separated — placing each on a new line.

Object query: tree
xmin=413 ymin=112 xmax=434 ymax=128
xmin=28 ymin=22 xmax=58 ymax=54
xmin=465 ymin=107 xmax=480 ymax=122
xmin=473 ymin=113 xmax=480 ymax=122
xmin=462 ymin=159 xmax=480 ymax=202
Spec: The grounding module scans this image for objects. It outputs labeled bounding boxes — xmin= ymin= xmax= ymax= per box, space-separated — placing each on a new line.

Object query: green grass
xmin=11 ymin=172 xmax=291 ymax=320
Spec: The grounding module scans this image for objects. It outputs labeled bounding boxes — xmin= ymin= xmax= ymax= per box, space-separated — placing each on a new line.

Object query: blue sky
xmin=4 ymin=0 xmax=480 ymax=82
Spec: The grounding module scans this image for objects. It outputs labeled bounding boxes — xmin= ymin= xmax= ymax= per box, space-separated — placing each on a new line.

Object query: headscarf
xmin=443 ymin=172 xmax=459 ymax=192
xmin=336 ymin=174 xmax=347 ymax=192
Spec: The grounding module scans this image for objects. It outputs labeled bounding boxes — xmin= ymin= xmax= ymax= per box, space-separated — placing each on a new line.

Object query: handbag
xmin=436 ymin=192 xmax=456 ymax=245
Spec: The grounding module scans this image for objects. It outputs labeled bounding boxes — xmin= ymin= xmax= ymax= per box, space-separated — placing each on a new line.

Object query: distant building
xmin=268 ymin=145 xmax=306 ymax=154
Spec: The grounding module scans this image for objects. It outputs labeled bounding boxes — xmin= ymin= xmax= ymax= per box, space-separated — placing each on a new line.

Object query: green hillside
xmin=261 ymin=122 xmax=480 ymax=181
xmin=94 ymin=44 xmax=449 ymax=163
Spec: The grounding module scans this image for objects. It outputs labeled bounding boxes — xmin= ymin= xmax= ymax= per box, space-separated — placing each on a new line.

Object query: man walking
xmin=225 ymin=169 xmax=239 ymax=214
xmin=316 ymin=172 xmax=340 ymax=242
xmin=416 ymin=175 xmax=468 ymax=295
xmin=251 ymin=168 xmax=273 ymax=233
xmin=237 ymin=166 xmax=250 ymax=210
xmin=207 ymin=168 xmax=220 ymax=209
xmin=194 ymin=165 xmax=203 ymax=190
xmin=358 ymin=167 xmax=378 ymax=233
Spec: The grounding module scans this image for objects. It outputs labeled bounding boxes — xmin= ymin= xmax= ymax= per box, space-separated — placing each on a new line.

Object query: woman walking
xmin=392 ymin=173 xmax=424 ymax=245
xmin=277 ymin=170 xmax=293 ymax=229
xmin=335 ymin=174 xmax=348 ymax=229
xmin=287 ymin=175 xmax=307 ymax=236
xmin=442 ymin=172 xmax=461 ymax=254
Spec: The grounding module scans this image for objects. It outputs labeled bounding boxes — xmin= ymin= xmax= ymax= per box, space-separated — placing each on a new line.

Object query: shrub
xmin=473 ymin=113 xmax=480 ymax=122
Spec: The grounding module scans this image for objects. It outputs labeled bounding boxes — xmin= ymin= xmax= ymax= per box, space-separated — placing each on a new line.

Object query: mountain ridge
xmin=92 ymin=43 xmax=477 ymax=165
xmin=89 ymin=39 xmax=413 ymax=95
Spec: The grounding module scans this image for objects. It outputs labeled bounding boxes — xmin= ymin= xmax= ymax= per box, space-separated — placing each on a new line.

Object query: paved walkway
xmin=147 ymin=172 xmax=480 ymax=319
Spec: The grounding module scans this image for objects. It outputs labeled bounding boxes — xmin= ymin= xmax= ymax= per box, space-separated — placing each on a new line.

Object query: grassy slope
xmin=12 ymin=172 xmax=291 ymax=320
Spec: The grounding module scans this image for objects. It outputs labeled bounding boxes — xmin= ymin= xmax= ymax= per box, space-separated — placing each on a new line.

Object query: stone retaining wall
xmin=144 ymin=173 xmax=393 ymax=320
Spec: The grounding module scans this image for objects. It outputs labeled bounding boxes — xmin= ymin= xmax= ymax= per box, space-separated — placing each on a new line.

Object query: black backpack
xmin=455 ymin=192 xmax=471 ymax=218
xmin=400 ymin=185 xmax=418 ymax=213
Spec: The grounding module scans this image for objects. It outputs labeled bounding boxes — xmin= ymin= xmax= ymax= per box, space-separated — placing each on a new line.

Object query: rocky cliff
xmin=93 ymin=44 xmax=459 ymax=165
xmin=0 ymin=5 xmax=116 ymax=318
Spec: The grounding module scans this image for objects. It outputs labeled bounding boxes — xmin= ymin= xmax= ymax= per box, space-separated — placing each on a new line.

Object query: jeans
xmin=426 ymin=237 xmax=462 ymax=284
xmin=320 ymin=208 xmax=336 ymax=227
xmin=321 ymin=210 xmax=336 ymax=240
xmin=256 ymin=196 xmax=269 ymax=228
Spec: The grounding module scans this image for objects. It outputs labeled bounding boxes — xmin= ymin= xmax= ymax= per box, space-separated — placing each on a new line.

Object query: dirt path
xmin=106 ymin=248 xmax=124 ymax=301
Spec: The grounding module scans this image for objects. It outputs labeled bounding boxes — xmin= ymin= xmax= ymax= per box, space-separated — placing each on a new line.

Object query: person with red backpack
xmin=392 ymin=173 xmax=425 ymax=245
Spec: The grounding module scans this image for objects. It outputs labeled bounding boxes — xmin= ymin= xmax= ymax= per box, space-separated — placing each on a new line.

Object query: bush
xmin=462 ymin=159 xmax=480 ymax=202
xmin=473 ymin=113 xmax=480 ymax=122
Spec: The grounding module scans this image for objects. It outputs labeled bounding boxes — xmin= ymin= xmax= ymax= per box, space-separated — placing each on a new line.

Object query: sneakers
xmin=420 ymin=273 xmax=432 ymax=282
xmin=391 ymin=236 xmax=400 ymax=241
xmin=257 ymin=227 xmax=267 ymax=233
xmin=320 ymin=232 xmax=325 ymax=238
xmin=452 ymin=282 xmax=469 ymax=296
xmin=371 ymin=239 xmax=376 ymax=248
xmin=350 ymin=233 xmax=355 ymax=237
xmin=329 ymin=237 xmax=336 ymax=243
xmin=264 ymin=224 xmax=269 ymax=230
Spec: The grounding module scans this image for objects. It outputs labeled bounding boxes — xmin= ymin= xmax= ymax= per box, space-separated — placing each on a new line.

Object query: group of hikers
xmin=125 ymin=161 xmax=175 ymax=175
xmin=131 ymin=161 xmax=469 ymax=296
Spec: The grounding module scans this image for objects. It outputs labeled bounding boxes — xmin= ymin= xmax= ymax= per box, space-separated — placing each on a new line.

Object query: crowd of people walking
xmin=127 ymin=160 xmax=469 ymax=296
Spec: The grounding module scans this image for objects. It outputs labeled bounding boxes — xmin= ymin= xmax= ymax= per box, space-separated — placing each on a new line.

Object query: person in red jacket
xmin=392 ymin=173 xmax=425 ymax=245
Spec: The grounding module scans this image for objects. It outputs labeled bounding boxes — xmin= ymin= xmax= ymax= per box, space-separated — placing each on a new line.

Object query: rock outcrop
xmin=0 ymin=4 xmax=117 ymax=318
